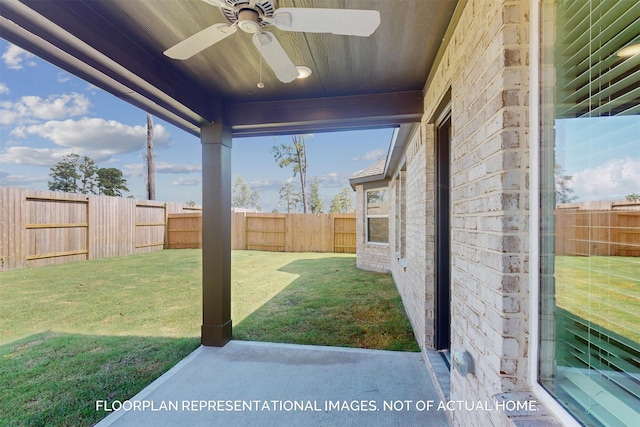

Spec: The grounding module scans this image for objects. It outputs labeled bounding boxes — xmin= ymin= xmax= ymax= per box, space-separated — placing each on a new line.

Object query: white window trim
xmin=365 ymin=188 xmax=389 ymax=245
xmin=528 ymin=2 xmax=581 ymax=425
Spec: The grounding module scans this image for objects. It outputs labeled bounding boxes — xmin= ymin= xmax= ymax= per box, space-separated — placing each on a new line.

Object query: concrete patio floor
xmin=95 ymin=340 xmax=451 ymax=426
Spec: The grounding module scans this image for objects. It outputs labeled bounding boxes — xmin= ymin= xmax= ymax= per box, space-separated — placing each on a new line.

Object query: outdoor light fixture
xmin=296 ymin=66 xmax=312 ymax=79
xmin=617 ymin=36 xmax=640 ymax=58
xmin=452 ymin=350 xmax=474 ymax=376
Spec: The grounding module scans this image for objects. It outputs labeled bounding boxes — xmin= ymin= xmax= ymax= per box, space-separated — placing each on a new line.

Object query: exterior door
xmin=435 ymin=115 xmax=451 ymax=351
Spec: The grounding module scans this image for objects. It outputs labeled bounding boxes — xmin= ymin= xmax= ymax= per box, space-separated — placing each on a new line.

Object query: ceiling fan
xmin=163 ymin=0 xmax=381 ymax=83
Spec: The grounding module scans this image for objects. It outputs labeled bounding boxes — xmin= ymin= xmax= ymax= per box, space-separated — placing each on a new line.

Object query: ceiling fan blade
xmin=200 ymin=0 xmax=233 ymax=11
xmin=164 ymin=23 xmax=237 ymax=60
xmin=252 ymin=31 xmax=299 ymax=83
xmin=273 ymin=8 xmax=381 ymax=37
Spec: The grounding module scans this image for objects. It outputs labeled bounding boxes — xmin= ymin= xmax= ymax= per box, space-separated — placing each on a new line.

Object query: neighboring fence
xmin=555 ymin=201 xmax=640 ymax=256
xmin=167 ymin=212 xmax=356 ymax=253
xmin=166 ymin=212 xmax=203 ymax=249
xmin=0 ymin=187 xmax=199 ymax=271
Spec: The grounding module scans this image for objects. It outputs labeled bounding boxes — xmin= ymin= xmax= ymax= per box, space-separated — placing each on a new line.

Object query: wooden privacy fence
xmin=167 ymin=212 xmax=356 ymax=253
xmin=0 ymin=187 xmax=200 ymax=271
xmin=555 ymin=201 xmax=640 ymax=256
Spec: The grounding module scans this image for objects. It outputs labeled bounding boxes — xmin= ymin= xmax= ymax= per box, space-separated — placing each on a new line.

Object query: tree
xmin=554 ymin=165 xmax=576 ymax=204
xmin=626 ymin=193 xmax=640 ymax=202
xmin=272 ymin=135 xmax=308 ymax=213
xmin=146 ymin=113 xmax=156 ymax=200
xmin=279 ymin=182 xmax=300 ymax=213
xmin=48 ymin=153 xmax=81 ymax=193
xmin=185 ymin=200 xmax=196 ymax=207
xmin=330 ymin=187 xmax=354 ymax=213
xmin=77 ymin=155 xmax=98 ymax=194
xmin=232 ymin=176 xmax=261 ymax=210
xmin=48 ymin=153 xmax=128 ymax=196
xmin=308 ymin=177 xmax=324 ymax=213
xmin=48 ymin=153 xmax=97 ymax=194
xmin=97 ymin=168 xmax=129 ymax=196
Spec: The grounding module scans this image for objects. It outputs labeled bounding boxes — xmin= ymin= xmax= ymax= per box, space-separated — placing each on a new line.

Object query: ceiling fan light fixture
xmin=296 ymin=66 xmax=312 ymax=79
xmin=238 ymin=9 xmax=261 ymax=33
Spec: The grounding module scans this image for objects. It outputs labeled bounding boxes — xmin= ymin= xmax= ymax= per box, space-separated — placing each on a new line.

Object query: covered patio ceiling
xmin=0 ymin=0 xmax=458 ymax=139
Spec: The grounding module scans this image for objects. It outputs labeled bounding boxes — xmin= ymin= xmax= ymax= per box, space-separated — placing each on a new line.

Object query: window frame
xmin=529 ymin=1 xmax=606 ymax=426
xmin=365 ymin=187 xmax=389 ymax=245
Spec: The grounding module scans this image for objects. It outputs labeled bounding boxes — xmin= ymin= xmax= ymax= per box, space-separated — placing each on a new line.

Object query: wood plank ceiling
xmin=0 ymin=0 xmax=458 ymax=136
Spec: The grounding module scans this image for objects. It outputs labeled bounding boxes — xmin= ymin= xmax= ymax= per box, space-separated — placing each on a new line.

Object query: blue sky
xmin=0 ymin=39 xmax=392 ymax=212
xmin=557 ymin=116 xmax=640 ymax=202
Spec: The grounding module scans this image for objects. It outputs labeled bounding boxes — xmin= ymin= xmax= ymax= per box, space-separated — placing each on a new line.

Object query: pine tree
xmin=330 ymin=188 xmax=354 ymax=213
xmin=232 ymin=176 xmax=261 ymax=210
xmin=48 ymin=154 xmax=97 ymax=194
xmin=279 ymin=182 xmax=300 ymax=213
xmin=272 ymin=135 xmax=308 ymax=212
xmin=309 ymin=177 xmax=324 ymax=213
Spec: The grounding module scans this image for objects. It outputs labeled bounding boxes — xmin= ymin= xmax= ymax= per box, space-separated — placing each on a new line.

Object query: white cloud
xmin=0 ymin=172 xmax=49 ymax=186
xmin=0 ymin=93 xmax=90 ymax=125
xmin=242 ymin=173 xmax=349 ymax=193
xmin=123 ymin=161 xmax=201 ymax=177
xmin=0 ymin=146 xmax=74 ymax=166
xmin=157 ymin=162 xmax=201 ymax=173
xmin=1 ymin=44 xmax=35 ymax=70
xmin=122 ymin=163 xmax=145 ymax=177
xmin=352 ymin=149 xmax=386 ymax=161
xmin=57 ymin=72 xmax=72 ymax=83
xmin=11 ymin=117 xmax=170 ymax=156
xmin=173 ymin=176 xmax=201 ymax=186
xmin=571 ymin=157 xmax=640 ymax=201
xmin=0 ymin=83 xmax=9 ymax=94
xmin=316 ymin=172 xmax=352 ymax=188
xmin=247 ymin=179 xmax=283 ymax=190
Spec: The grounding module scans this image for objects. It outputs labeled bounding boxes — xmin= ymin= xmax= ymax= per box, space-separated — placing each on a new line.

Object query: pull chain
xmin=257 ymin=33 xmax=264 ymax=89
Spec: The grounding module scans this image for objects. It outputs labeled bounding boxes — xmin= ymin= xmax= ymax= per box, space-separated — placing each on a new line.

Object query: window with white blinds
xmin=539 ymin=1 xmax=640 ymax=426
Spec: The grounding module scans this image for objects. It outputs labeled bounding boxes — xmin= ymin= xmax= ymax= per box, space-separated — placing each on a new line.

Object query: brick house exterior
xmin=351 ymin=1 xmax=564 ymax=425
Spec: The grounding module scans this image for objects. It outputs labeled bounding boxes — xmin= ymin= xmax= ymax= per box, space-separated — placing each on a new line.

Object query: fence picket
xmin=166 ymin=212 xmax=356 ymax=253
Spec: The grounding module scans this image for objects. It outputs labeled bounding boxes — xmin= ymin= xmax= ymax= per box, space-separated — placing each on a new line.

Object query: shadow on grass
xmin=232 ymin=256 xmax=419 ymax=352
xmin=0 ymin=331 xmax=199 ymax=427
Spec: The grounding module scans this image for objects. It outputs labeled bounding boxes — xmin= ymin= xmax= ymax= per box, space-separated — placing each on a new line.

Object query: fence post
xmin=86 ymin=195 xmax=90 ymax=260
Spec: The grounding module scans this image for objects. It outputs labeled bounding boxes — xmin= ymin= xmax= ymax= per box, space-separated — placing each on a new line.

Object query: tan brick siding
xmin=354 ymin=1 xmax=559 ymax=425
xmin=425 ymin=1 xmax=532 ymax=425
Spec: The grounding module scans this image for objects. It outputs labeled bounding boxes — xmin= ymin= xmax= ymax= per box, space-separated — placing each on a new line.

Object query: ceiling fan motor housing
xmin=237 ymin=9 xmax=261 ymax=33
xmin=221 ymin=0 xmax=276 ymax=31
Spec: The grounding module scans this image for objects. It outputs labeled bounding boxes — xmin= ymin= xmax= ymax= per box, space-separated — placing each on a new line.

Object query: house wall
xmin=353 ymin=1 xmax=564 ymax=424
xmin=426 ymin=0 xmax=535 ymax=425
xmin=386 ymin=0 xmax=554 ymax=425
xmin=387 ymin=127 xmax=435 ymax=351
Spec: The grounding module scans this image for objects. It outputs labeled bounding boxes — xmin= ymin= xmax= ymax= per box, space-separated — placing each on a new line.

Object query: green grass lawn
xmin=0 ymin=250 xmax=417 ymax=426
xmin=555 ymin=255 xmax=640 ymax=343
xmin=233 ymin=252 xmax=418 ymax=351
xmin=553 ymin=255 xmax=640 ymax=368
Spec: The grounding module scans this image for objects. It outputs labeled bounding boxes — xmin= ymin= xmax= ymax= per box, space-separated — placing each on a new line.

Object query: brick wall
xmin=388 ymin=128 xmax=433 ymax=350
xmin=422 ymin=1 xmax=534 ymax=425
xmin=353 ymin=1 xmax=560 ymax=425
